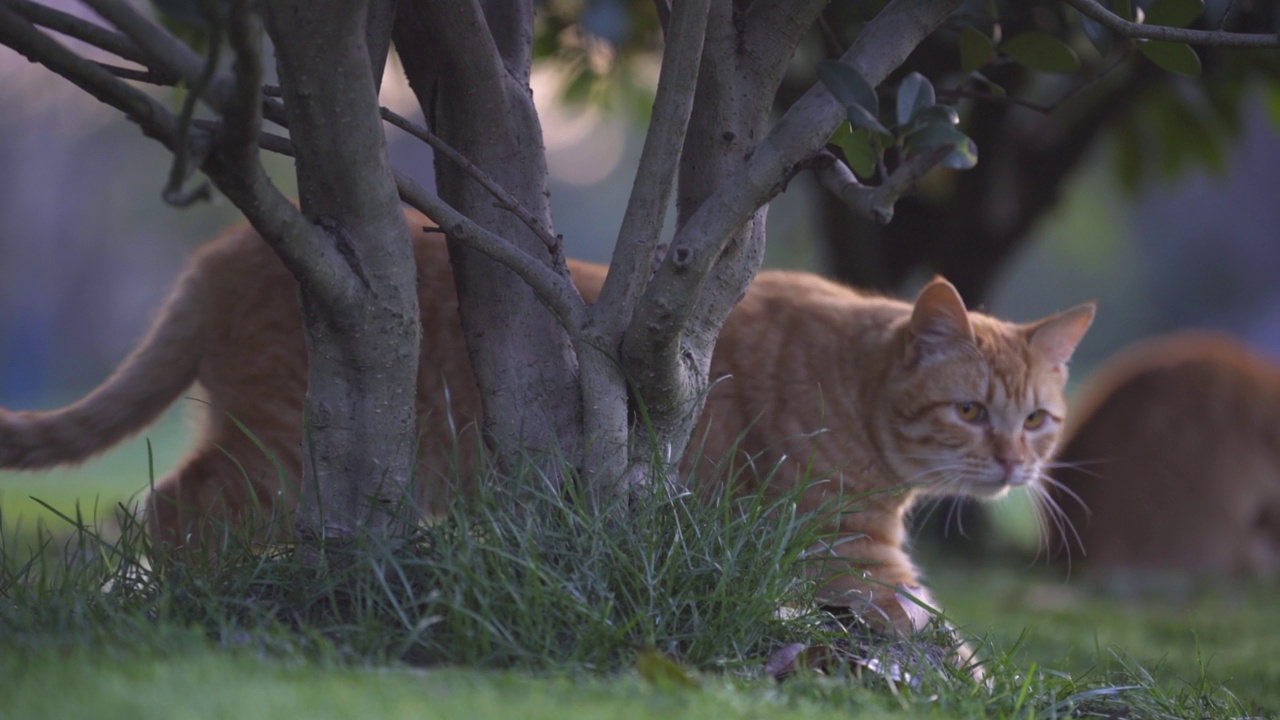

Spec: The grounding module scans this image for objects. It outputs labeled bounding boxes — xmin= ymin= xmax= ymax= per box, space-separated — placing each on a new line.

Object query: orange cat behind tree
xmin=0 ymin=208 xmax=1094 ymax=636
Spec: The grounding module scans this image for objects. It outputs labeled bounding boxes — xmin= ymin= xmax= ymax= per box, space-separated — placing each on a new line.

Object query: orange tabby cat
xmin=0 ymin=208 xmax=1094 ymax=635
xmin=1050 ymin=331 xmax=1280 ymax=577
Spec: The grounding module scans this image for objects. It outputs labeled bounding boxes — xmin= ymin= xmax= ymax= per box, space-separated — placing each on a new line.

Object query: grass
xmin=0 ymin=433 xmax=1276 ymax=719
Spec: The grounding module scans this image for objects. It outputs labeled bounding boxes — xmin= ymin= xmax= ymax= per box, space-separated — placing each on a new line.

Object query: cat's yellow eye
xmin=1024 ymin=409 xmax=1049 ymax=430
xmin=956 ymin=401 xmax=986 ymax=423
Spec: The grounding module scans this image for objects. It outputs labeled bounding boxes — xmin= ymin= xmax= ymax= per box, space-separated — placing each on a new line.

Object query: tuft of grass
xmin=0 ymin=454 xmax=1271 ymax=719
xmin=0 ymin=463 xmax=839 ymax=672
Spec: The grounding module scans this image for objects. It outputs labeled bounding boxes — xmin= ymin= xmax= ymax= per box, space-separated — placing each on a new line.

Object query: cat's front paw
xmin=892 ymin=583 xmax=941 ymax=632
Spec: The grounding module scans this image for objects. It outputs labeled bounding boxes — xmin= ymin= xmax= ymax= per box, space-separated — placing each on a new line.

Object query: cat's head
xmin=875 ymin=278 xmax=1094 ymax=501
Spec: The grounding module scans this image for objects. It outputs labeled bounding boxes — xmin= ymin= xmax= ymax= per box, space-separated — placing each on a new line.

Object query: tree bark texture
xmin=266 ymin=0 xmax=422 ymax=542
xmin=393 ymin=0 xmax=583 ymax=485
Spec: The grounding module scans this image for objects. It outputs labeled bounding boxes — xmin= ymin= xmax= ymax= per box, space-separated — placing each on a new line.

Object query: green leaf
xmin=906 ymin=124 xmax=978 ymax=170
xmin=637 ymin=650 xmax=699 ymax=689
xmin=831 ymin=125 xmax=879 ymax=178
xmin=1138 ymin=41 xmax=1202 ymax=77
xmin=1080 ymin=14 xmax=1112 ymax=56
xmin=1145 ymin=0 xmax=1203 ymax=27
xmin=1112 ymin=0 xmax=1134 ymax=21
xmin=816 ymin=60 xmax=879 ymax=118
xmin=1001 ymin=32 xmax=1082 ymax=74
xmin=958 ymin=27 xmax=996 ymax=75
xmin=943 ymin=137 xmax=979 ymax=170
xmin=909 ymin=104 xmax=960 ymax=129
xmin=896 ymin=73 xmax=936 ymax=128
xmin=899 ymin=104 xmax=961 ymax=137
xmin=846 ymin=103 xmax=891 ymax=136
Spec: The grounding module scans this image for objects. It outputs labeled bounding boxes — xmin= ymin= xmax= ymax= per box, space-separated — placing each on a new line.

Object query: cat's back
xmin=1053 ymin=331 xmax=1280 ymax=576
xmin=723 ymin=270 xmax=904 ymax=338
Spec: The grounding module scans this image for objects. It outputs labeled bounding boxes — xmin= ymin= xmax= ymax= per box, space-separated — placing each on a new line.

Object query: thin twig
xmin=937 ymin=88 xmax=1053 ymax=115
xmin=9 ymin=0 xmax=149 ymax=65
xmin=816 ymin=15 xmax=843 ymax=59
xmin=942 ymin=44 xmax=1133 ymax=116
xmin=808 ymin=147 xmax=950 ymax=225
xmin=397 ymin=173 xmax=585 ymax=336
xmin=215 ymin=0 xmax=296 ymax=239
xmin=81 ymin=0 xmax=233 ymax=109
xmin=651 ymin=0 xmax=671 ymax=38
xmin=593 ymin=0 xmax=709 ymax=336
xmin=1062 ymin=0 xmax=1280 ymax=48
xmin=380 ymin=106 xmax=562 ymax=253
xmin=94 ymin=62 xmax=179 ymax=85
xmin=162 ymin=2 xmax=225 ymax=207
xmin=219 ymin=118 xmax=586 ymax=337
xmin=0 ymin=5 xmax=191 ymax=167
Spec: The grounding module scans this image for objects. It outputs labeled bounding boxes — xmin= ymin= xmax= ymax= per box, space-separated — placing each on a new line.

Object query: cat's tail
xmin=0 ymin=263 xmax=207 ymax=469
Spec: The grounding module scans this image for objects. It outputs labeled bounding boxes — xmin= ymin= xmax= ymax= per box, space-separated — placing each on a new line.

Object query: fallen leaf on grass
xmin=637 ymin=648 xmax=700 ymax=689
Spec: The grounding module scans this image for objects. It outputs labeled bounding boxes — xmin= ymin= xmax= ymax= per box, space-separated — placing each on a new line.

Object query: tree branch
xmin=394 ymin=173 xmax=586 ymax=335
xmin=211 ymin=0 xmax=307 ymax=255
xmin=629 ymin=0 xmax=966 ymax=366
xmin=396 ymin=0 xmax=583 ymax=485
xmin=479 ymin=0 xmax=533 ymax=85
xmin=0 ymin=1 xmax=308 ymax=266
xmin=742 ymin=0 xmax=833 ymax=86
xmin=0 ymin=5 xmax=180 ymax=146
xmin=1062 ymin=0 xmax=1280 ymax=48
xmin=95 ymin=62 xmax=179 ymax=85
xmin=380 ymin=106 xmax=560 ymax=253
xmin=262 ymin=0 xmax=417 ymax=313
xmin=809 ymin=147 xmax=952 ymax=225
xmin=366 ymin=0 xmax=396 ymax=87
xmin=651 ymin=0 xmax=671 ymax=37
xmin=9 ymin=0 xmax=149 ymax=65
xmin=416 ymin=0 xmax=508 ymax=93
xmin=161 ymin=5 xmax=225 ymax=207
xmin=236 ymin=116 xmax=586 ymax=335
xmin=592 ymin=0 xmax=710 ymax=338
xmin=80 ymin=0 xmax=233 ymax=108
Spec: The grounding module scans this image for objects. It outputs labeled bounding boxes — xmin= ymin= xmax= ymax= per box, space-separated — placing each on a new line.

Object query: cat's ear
xmin=907 ymin=277 xmax=975 ymax=363
xmin=1027 ymin=302 xmax=1096 ymax=366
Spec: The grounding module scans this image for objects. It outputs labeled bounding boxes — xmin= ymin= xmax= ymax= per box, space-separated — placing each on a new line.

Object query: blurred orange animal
xmin=1051 ymin=331 xmax=1280 ymax=577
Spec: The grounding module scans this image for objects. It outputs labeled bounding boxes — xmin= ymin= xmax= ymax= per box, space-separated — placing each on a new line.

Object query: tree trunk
xmin=394 ymin=0 xmax=583 ymax=486
xmin=265 ymin=0 xmax=422 ymax=542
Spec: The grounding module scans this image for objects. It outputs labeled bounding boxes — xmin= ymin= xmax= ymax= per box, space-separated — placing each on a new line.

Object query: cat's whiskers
xmin=1042 ymin=457 xmax=1112 ymax=481
xmin=1026 ymin=475 xmax=1084 ymax=572
xmin=902 ymin=466 xmax=975 ymax=537
xmin=1036 ymin=473 xmax=1091 ymax=515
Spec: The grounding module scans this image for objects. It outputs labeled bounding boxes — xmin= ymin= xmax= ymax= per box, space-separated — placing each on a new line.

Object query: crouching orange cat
xmin=0 ymin=208 xmax=1094 ymax=639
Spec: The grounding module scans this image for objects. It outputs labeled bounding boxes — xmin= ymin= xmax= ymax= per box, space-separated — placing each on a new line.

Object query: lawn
xmin=1 ymin=425 xmax=1275 ymax=719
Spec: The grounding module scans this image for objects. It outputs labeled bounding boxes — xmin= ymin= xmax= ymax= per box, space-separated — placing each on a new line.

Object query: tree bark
xmin=394 ymin=0 xmax=582 ymax=485
xmin=265 ymin=0 xmax=421 ymax=542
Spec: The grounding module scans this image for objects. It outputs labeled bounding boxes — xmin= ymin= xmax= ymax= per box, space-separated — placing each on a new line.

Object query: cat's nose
xmin=996 ymin=456 xmax=1021 ymax=483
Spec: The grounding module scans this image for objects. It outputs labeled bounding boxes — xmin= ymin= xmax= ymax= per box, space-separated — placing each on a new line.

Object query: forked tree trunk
xmin=394 ymin=1 xmax=584 ymax=486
